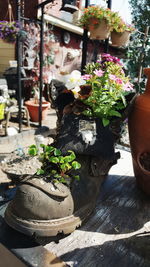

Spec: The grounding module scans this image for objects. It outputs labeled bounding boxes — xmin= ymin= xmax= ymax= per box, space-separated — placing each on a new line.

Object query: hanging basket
xmin=89 ymin=19 xmax=111 ymax=40
xmin=111 ymin=30 xmax=131 ymax=47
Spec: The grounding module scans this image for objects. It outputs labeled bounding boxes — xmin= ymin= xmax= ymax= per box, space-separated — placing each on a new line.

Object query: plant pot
xmin=128 ymin=68 xmax=150 ymax=195
xmin=89 ymin=19 xmax=111 ymax=40
xmin=25 ymin=100 xmax=50 ymax=122
xmin=111 ymin=30 xmax=131 ymax=47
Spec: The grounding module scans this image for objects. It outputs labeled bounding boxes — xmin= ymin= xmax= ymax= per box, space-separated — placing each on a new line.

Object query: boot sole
xmin=4 ymin=203 xmax=94 ymax=237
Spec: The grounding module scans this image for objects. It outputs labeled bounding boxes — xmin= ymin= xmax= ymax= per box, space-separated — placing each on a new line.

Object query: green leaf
xmin=109 ymin=110 xmax=122 ymax=117
xmin=54 ymin=148 xmax=61 ymax=156
xmin=54 ymin=174 xmax=62 ymax=178
xmin=60 ymin=163 xmax=71 ymax=171
xmin=102 ymin=118 xmax=110 ymax=127
xmin=72 ymin=161 xmax=81 ymax=170
xmin=74 ymin=175 xmax=80 ymax=181
xmin=59 ymin=177 xmax=67 ymax=184
xmin=49 ymin=156 xmax=59 ymax=163
xmin=36 ymin=168 xmax=45 ymax=175
xmin=120 ymin=94 xmax=127 ymax=106
xmin=28 ymin=145 xmax=38 ymax=156
xmin=45 ymin=146 xmax=55 ymax=153
xmin=51 ymin=169 xmax=57 ymax=174
xmin=58 ymin=156 xmax=65 ymax=163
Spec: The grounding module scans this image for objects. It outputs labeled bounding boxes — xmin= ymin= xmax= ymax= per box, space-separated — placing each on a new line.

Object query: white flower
xmin=65 ymin=70 xmax=86 ymax=91
xmin=0 ymin=96 xmax=6 ymax=104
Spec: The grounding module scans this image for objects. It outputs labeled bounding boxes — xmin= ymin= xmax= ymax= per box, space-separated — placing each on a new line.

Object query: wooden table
xmin=45 ymin=148 xmax=150 ymax=267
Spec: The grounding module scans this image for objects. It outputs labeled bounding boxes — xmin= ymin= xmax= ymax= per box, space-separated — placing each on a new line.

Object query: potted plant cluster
xmin=4 ymin=54 xmax=135 ymax=238
xmin=78 ymin=5 xmax=135 ymax=45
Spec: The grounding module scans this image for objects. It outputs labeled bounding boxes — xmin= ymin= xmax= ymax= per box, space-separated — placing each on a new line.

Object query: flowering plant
xmin=79 ymin=6 xmax=126 ymax=32
xmin=79 ymin=6 xmax=115 ymax=29
xmin=112 ymin=17 xmax=135 ymax=33
xmin=65 ymin=54 xmax=134 ymax=126
xmin=0 ymin=21 xmax=19 ymax=43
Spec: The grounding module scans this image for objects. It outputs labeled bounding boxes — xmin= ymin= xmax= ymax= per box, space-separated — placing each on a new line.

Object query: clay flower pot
xmin=111 ymin=30 xmax=131 ymax=47
xmin=128 ymin=68 xmax=150 ymax=195
xmin=89 ymin=19 xmax=111 ymax=40
xmin=25 ymin=100 xmax=50 ymax=122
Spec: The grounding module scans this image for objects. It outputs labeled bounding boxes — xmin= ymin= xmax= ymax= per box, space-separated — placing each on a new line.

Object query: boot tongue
xmin=22 ymin=177 xmax=69 ymax=198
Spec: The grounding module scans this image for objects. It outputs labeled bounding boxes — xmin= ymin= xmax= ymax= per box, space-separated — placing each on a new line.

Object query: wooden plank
xmin=0 ymin=244 xmax=27 ymax=267
xmin=0 ymin=204 xmax=67 ymax=267
xmin=45 ymin=149 xmax=150 ymax=267
xmin=0 ymin=40 xmax=15 ymax=49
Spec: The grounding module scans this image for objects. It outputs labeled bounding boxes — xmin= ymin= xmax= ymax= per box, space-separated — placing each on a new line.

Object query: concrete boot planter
xmin=4 ymin=153 xmax=119 ymax=237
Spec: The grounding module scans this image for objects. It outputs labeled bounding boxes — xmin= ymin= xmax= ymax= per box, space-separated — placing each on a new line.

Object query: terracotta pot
xmin=111 ymin=30 xmax=131 ymax=47
xmin=25 ymin=100 xmax=50 ymax=122
xmin=128 ymin=68 xmax=150 ymax=194
xmin=89 ymin=19 xmax=111 ymax=40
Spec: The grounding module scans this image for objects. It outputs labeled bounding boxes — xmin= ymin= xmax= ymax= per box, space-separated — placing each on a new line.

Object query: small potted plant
xmin=111 ymin=18 xmax=135 ymax=47
xmin=78 ymin=6 xmax=122 ymax=40
xmin=28 ymin=144 xmax=81 ymax=184
xmin=25 ymin=80 xmax=50 ymax=122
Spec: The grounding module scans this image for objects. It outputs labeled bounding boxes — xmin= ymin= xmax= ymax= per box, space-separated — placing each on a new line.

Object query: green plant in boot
xmin=28 ymin=144 xmax=81 ymax=184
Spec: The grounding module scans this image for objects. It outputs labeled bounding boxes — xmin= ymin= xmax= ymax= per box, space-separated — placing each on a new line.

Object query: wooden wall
xmin=0 ymin=40 xmax=15 ymax=77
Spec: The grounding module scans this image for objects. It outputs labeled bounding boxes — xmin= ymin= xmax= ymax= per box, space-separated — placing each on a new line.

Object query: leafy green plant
xmin=124 ymin=0 xmax=150 ymax=93
xmin=28 ymin=144 xmax=81 ymax=184
xmin=65 ymin=54 xmax=134 ymax=126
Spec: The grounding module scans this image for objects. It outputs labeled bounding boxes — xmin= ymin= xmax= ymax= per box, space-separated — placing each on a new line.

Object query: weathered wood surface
xmin=0 ymin=204 xmax=67 ymax=267
xmin=45 ymin=148 xmax=150 ymax=267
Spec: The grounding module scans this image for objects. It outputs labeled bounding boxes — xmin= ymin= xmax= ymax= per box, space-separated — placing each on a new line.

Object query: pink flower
xmin=94 ymin=69 xmax=104 ymax=77
xmin=123 ymin=82 xmax=134 ymax=91
xmin=109 ymin=75 xmax=123 ymax=84
xmin=109 ymin=74 xmax=117 ymax=81
xmin=82 ymin=74 xmax=92 ymax=80
xmin=115 ymin=78 xmax=123 ymax=84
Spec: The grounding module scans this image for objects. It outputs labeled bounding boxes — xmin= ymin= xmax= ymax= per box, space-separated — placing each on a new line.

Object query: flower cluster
xmin=65 ymin=54 xmax=134 ymax=126
xmin=79 ymin=6 xmax=135 ymax=34
xmin=79 ymin=6 xmax=114 ymax=29
xmin=112 ymin=18 xmax=135 ymax=33
xmin=0 ymin=21 xmax=19 ymax=43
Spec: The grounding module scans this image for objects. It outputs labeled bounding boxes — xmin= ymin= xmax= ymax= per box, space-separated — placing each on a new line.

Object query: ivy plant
xmin=28 ymin=144 xmax=81 ymax=184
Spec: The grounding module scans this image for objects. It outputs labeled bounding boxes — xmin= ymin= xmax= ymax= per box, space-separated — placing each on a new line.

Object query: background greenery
xmin=125 ymin=0 xmax=150 ymax=93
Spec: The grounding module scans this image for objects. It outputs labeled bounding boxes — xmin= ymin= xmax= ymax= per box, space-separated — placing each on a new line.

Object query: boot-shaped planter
xmin=4 ymin=153 xmax=119 ymax=237
xmin=4 ymin=113 xmax=120 ymax=237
